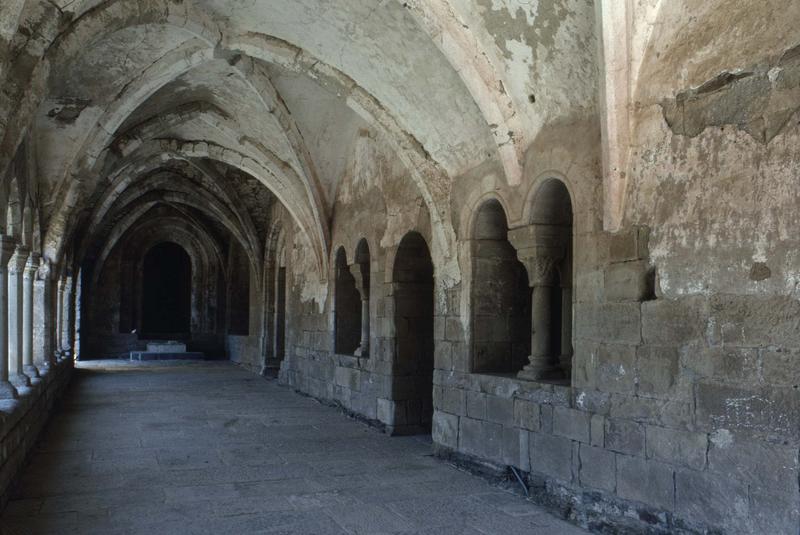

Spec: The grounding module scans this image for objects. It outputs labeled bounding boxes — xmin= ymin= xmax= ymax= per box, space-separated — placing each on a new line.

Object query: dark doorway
xmin=142 ymin=242 xmax=191 ymax=335
xmin=470 ymin=199 xmax=531 ymax=374
xmin=391 ymin=232 xmax=435 ymax=435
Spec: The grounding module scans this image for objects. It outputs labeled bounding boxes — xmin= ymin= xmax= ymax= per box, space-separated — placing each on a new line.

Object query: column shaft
xmin=23 ymin=253 xmax=39 ymax=378
xmin=60 ymin=276 xmax=73 ymax=358
xmin=9 ymin=246 xmax=30 ymax=387
xmin=559 ymin=286 xmax=573 ymax=376
xmin=357 ymin=297 xmax=369 ymax=356
xmin=0 ymin=236 xmax=17 ymax=398
xmin=349 ymin=263 xmax=369 ymax=358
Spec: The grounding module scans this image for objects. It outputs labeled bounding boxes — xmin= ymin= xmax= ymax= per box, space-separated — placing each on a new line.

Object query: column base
xmin=354 ymin=345 xmax=369 ymax=358
xmin=517 ymin=358 xmax=562 ymax=381
xmin=0 ymin=380 xmax=18 ymax=399
xmin=24 ymin=364 xmax=40 ymax=378
xmin=11 ymin=373 xmax=31 ymax=388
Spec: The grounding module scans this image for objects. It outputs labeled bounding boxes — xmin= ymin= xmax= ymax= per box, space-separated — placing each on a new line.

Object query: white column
xmin=64 ymin=275 xmax=75 ymax=360
xmin=33 ymin=259 xmax=56 ymax=373
xmin=0 ymin=236 xmax=17 ymax=399
xmin=8 ymin=245 xmax=29 ymax=388
xmin=349 ymin=263 xmax=370 ymax=358
xmin=56 ymin=275 xmax=65 ymax=360
xmin=59 ymin=274 xmax=73 ymax=360
xmin=23 ymin=252 xmax=39 ymax=378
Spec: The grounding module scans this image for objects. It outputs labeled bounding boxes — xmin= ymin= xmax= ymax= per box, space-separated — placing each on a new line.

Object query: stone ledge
xmin=432 ymin=443 xmax=723 ymax=535
xmin=0 ymin=360 xmax=72 ymax=511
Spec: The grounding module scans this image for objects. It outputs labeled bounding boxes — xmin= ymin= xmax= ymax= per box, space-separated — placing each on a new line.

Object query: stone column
xmin=34 ymin=259 xmax=56 ymax=372
xmin=508 ymin=225 xmax=566 ymax=381
xmin=0 ymin=236 xmax=18 ymax=399
xmin=59 ymin=273 xmax=73 ymax=360
xmin=559 ymin=284 xmax=573 ymax=378
xmin=8 ymin=245 xmax=29 ymax=388
xmin=56 ymin=276 xmax=65 ymax=360
xmin=23 ymin=252 xmax=40 ymax=378
xmin=349 ymin=263 xmax=370 ymax=357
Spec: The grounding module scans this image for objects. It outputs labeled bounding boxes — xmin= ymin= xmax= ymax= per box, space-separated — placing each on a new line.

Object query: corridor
xmin=0 ymin=362 xmax=587 ymax=535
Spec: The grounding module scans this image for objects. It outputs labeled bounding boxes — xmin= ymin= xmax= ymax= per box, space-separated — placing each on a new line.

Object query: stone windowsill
xmin=457 ymin=371 xmax=573 ymax=406
xmin=333 ymin=353 xmax=369 ymax=369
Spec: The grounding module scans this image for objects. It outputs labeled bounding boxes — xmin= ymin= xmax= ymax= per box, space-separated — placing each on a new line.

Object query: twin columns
xmin=0 ymin=236 xmax=70 ymax=399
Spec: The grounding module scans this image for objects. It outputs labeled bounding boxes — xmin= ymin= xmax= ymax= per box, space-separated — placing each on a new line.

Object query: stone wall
xmin=226 ymin=334 xmax=261 ymax=372
xmin=0 ymin=361 xmax=72 ymax=510
xmin=273 ymin=112 xmax=800 ymax=534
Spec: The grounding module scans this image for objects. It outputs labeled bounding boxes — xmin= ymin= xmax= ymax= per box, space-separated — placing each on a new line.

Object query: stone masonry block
xmin=529 ymin=432 xmax=573 ymax=483
xmin=552 ymin=406 xmax=591 ymax=443
xmin=709 ymin=294 xmax=800 ymax=348
xmin=675 ymin=469 xmax=748 ymax=531
xmin=334 ymin=366 xmax=360 ymax=391
xmin=445 ymin=317 xmax=464 ymax=342
xmin=486 ymin=396 xmax=514 ymax=427
xmin=460 ymin=417 xmax=502 ymax=460
xmin=696 ymin=382 xmax=800 ymax=441
xmin=645 ymin=425 xmax=707 ymax=470
xmin=590 ymin=414 xmax=605 ymax=447
xmin=574 ymin=303 xmax=642 ymax=344
xmin=747 ymin=487 xmax=800 ymax=535
xmin=608 ymin=226 xmax=649 ymax=263
xmin=501 ymin=426 xmax=521 ymax=467
xmin=466 ymin=391 xmax=487 ymax=420
xmin=579 ymin=444 xmax=616 ymax=492
xmin=761 ymin=347 xmax=800 ymax=387
xmin=433 ymin=386 xmax=465 ymax=416
xmin=513 ymin=399 xmax=540 ymax=431
xmin=636 ymin=346 xmax=680 ymax=397
xmin=377 ymin=398 xmax=395 ymax=426
xmin=616 ymin=455 xmax=674 ymax=511
xmin=707 ymin=432 xmax=799 ymax=494
xmin=610 ymin=394 xmax=693 ymax=429
xmin=432 ymin=411 xmax=459 ymax=450
xmin=641 ymin=296 xmax=708 ymax=346
xmin=539 ymin=405 xmax=553 ymax=433
xmin=596 ymin=344 xmax=637 ymax=394
xmin=604 ymin=259 xmax=653 ymax=302
xmin=605 ymin=418 xmax=644 ymax=456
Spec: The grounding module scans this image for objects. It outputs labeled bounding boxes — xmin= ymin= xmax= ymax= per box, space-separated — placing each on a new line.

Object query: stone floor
xmin=0 ymin=360 xmax=589 ymax=535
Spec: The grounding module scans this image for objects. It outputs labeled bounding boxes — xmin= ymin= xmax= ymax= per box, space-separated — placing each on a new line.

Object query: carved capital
xmin=0 ymin=235 xmax=18 ymax=268
xmin=8 ymin=245 xmax=30 ymax=274
xmin=24 ymin=252 xmax=41 ymax=279
xmin=507 ymin=224 xmax=568 ymax=286
xmin=37 ymin=258 xmax=53 ymax=281
xmin=349 ymin=263 xmax=369 ymax=299
xmin=528 ymin=256 xmax=561 ymax=286
xmin=57 ymin=276 xmax=67 ymax=294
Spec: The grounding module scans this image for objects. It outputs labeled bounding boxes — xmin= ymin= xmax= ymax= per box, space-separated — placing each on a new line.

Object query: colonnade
xmin=0 ymin=236 xmax=74 ymax=399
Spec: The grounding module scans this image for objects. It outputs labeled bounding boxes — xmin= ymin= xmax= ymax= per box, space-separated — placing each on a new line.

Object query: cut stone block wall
xmin=0 ymin=362 xmax=73 ymax=510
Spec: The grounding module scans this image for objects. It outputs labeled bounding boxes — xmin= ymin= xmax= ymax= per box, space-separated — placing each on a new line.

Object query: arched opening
xmin=334 ymin=247 xmax=361 ymax=354
xmin=470 ymin=200 xmax=531 ymax=374
xmin=513 ymin=179 xmax=574 ymax=382
xmin=353 ymin=239 xmax=371 ymax=357
xmin=141 ymin=242 xmax=191 ymax=335
xmin=391 ymin=232 xmax=435 ymax=434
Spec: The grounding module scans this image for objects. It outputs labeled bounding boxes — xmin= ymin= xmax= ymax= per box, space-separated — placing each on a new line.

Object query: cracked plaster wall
xmin=1 ymin=1 xmax=799 ymax=534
